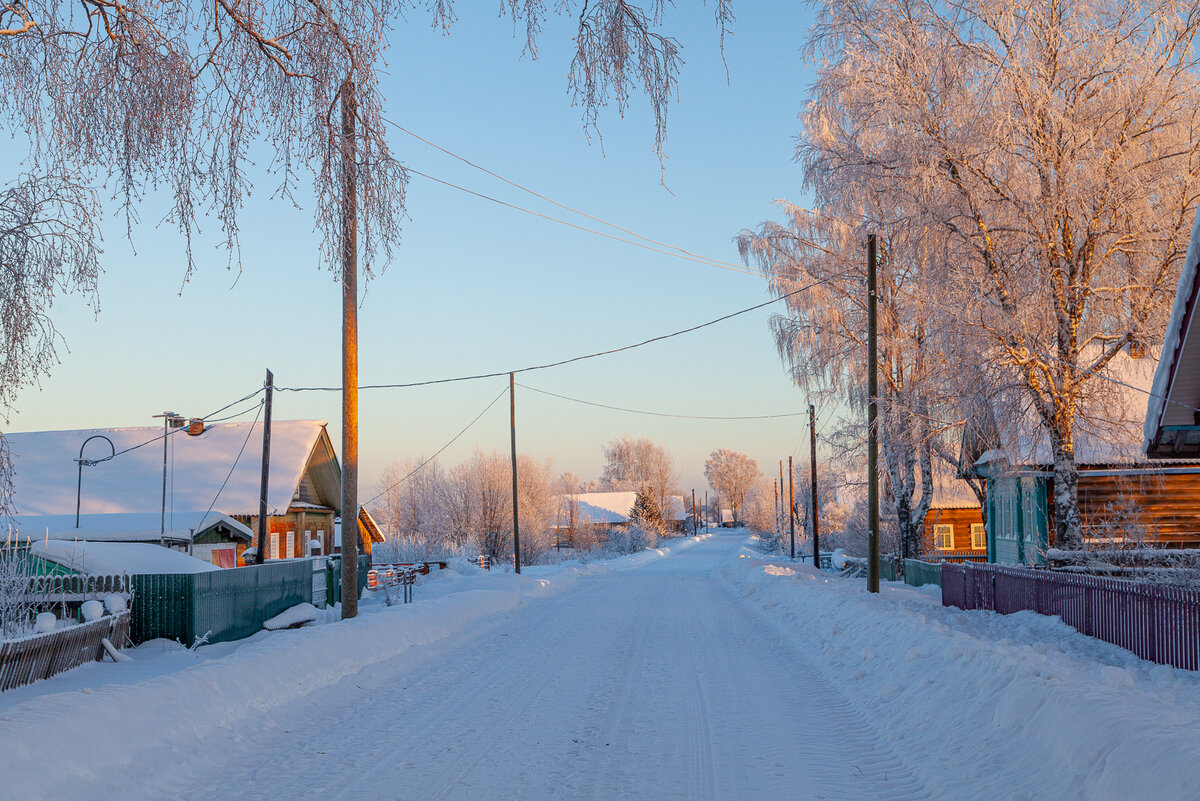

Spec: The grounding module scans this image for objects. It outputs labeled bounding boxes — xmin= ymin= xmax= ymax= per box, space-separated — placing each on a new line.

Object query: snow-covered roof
xmin=560 ymin=492 xmax=687 ymax=525
xmin=30 ymin=540 xmax=220 ymax=575
xmin=1145 ymin=204 xmax=1200 ymax=453
xmin=7 ymin=421 xmax=336 ymax=539
xmin=926 ymin=475 xmax=981 ymax=509
xmin=573 ymin=492 xmax=637 ymax=524
xmin=981 ymin=348 xmax=1163 ymax=467
xmin=10 ymin=512 xmax=254 ymax=544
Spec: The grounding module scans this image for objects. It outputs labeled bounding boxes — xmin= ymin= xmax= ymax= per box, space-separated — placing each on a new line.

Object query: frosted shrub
xmin=0 ymin=544 xmax=37 ymax=639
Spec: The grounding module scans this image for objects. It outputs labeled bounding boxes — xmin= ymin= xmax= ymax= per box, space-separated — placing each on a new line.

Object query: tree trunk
xmin=1052 ymin=441 xmax=1083 ymax=549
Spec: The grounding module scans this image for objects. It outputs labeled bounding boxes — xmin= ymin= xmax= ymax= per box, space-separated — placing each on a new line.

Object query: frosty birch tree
xmin=704 ymin=448 xmax=759 ymax=522
xmin=600 ymin=436 xmax=682 ymax=515
xmin=767 ymin=0 xmax=1200 ymax=549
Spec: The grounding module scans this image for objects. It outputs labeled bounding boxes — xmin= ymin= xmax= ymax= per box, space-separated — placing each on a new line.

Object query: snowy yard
xmin=2 ymin=532 xmax=1199 ymax=800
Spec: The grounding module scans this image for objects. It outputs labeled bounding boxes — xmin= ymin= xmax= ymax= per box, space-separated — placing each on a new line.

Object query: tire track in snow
xmin=135 ymin=535 xmax=942 ymax=801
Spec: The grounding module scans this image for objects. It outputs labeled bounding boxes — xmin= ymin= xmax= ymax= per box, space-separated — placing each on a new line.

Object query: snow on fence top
xmin=7 ymin=421 xmax=333 ymax=538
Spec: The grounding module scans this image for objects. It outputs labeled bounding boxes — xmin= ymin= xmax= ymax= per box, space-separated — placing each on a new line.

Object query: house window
xmin=286 ymin=531 xmax=295 ymax=559
xmin=304 ymin=530 xmax=313 ymax=556
xmin=933 ymin=524 xmax=954 ymax=550
xmin=317 ymin=529 xmax=325 ymax=555
xmin=269 ymin=532 xmax=280 ymax=560
xmin=971 ymin=523 xmax=986 ymax=549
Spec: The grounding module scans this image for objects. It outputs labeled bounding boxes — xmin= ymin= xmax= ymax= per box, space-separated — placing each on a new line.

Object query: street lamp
xmin=75 ymin=435 xmax=115 ymax=528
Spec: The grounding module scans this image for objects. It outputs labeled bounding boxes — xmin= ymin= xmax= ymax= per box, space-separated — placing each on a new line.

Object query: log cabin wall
xmin=922 ymin=506 xmax=986 ymax=554
xmin=1079 ymin=471 xmax=1200 ymax=546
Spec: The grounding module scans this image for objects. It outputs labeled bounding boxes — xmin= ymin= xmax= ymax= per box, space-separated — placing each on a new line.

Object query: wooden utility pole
xmin=788 ymin=455 xmax=796 ymax=560
xmin=774 ymin=479 xmax=780 ymax=538
xmin=255 ymin=369 xmax=274 ymax=565
xmin=509 ymin=372 xmax=522 ymax=574
xmin=692 ymin=489 xmax=698 ymax=536
xmin=340 ymin=78 xmax=360 ymax=619
xmin=809 ymin=403 xmax=820 ymax=570
xmin=705 ymin=491 xmax=709 ymax=532
xmin=867 ymin=233 xmax=880 ymax=593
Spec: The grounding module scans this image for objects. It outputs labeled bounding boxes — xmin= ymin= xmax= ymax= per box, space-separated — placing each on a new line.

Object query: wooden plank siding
xmin=1078 ymin=471 xmax=1200 ymax=546
xmin=922 ymin=506 xmax=986 ymax=555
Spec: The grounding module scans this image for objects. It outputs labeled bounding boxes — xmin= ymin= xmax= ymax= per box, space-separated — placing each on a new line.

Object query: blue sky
xmin=10 ymin=3 xmax=826 ymax=495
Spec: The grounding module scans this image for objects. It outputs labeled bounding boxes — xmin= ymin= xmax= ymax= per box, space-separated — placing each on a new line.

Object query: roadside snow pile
xmin=724 ymin=549 xmax=1200 ymax=801
xmin=0 ymin=534 xmax=705 ymax=800
xmin=262 ymin=602 xmax=319 ymax=630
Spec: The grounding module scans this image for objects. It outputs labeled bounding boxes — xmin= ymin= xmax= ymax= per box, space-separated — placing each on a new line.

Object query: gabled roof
xmin=7 ymin=421 xmax=339 ymax=540
xmin=573 ymin=492 xmax=637 ymax=524
xmin=1145 ymin=205 xmax=1200 ymax=456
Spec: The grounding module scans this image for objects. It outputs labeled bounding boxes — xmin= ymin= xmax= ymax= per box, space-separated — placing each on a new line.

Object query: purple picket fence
xmin=941 ymin=562 xmax=1200 ymax=671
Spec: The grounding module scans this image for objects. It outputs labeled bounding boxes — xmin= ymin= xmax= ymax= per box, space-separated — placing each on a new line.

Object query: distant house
xmin=556 ymin=491 xmax=687 ymax=536
xmin=963 ymin=347 xmax=1200 ymax=564
xmin=6 ymin=420 xmax=377 ymax=566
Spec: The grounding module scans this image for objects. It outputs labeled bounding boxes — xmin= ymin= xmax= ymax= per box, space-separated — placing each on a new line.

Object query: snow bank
xmin=0 ymin=533 xmax=703 ymax=799
xmin=724 ymin=548 xmax=1200 ymax=801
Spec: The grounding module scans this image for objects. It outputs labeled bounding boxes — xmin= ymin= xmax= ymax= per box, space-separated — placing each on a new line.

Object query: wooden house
xmin=963 ymin=348 xmax=1200 ymax=565
xmin=920 ymin=479 xmax=986 ymax=559
xmin=6 ymin=420 xmax=370 ymax=566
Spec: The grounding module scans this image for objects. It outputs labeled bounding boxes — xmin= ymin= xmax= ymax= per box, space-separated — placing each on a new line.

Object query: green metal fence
xmin=132 ymin=560 xmax=311 ymax=647
xmin=903 ymin=559 xmax=942 ymax=588
xmin=879 ymin=557 xmax=901 ymax=582
xmin=325 ymin=555 xmax=370 ymax=606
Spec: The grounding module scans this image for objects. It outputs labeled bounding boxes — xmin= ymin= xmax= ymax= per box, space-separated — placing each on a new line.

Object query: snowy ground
xmin=3 ymin=532 xmax=1199 ymax=800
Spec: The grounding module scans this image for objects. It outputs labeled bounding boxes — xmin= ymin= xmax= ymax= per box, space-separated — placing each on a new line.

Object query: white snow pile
xmin=723 ymin=548 xmax=1200 ymax=801
xmin=0 ymin=534 xmax=704 ymax=800
xmin=263 ymin=602 xmax=319 ymax=630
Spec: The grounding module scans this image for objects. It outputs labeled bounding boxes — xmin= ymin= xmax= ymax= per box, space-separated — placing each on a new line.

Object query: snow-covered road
xmin=8 ymin=533 xmax=1200 ymax=800
xmin=102 ymin=534 xmax=926 ymax=801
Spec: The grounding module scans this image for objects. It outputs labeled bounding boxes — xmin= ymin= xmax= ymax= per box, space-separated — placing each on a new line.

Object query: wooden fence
xmin=941 ymin=562 xmax=1200 ymax=671
xmin=903 ymin=559 xmax=942 ymax=588
xmin=0 ymin=612 xmax=131 ymax=692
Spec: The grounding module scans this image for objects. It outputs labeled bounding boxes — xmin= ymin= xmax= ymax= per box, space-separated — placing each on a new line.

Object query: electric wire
xmin=517 ymin=382 xmax=809 ymax=421
xmin=362 ymin=386 xmax=509 ymax=507
xmin=195 ymin=400 xmax=266 ymax=533
xmin=388 ymin=119 xmax=764 ymax=277
xmin=75 ymin=388 xmax=270 ymax=467
xmin=277 ymin=278 xmax=837 ymax=393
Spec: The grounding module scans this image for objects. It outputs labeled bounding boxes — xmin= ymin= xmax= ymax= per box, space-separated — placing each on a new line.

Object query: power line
xmin=405 ymin=167 xmax=770 ymax=279
xmin=517 ymin=383 xmax=809 ymax=421
xmin=388 ymin=119 xmax=764 ymax=277
xmin=277 ymin=277 xmax=838 ymax=393
xmin=195 ymin=400 xmax=266 ymax=533
xmin=362 ymin=386 xmax=509 ymax=507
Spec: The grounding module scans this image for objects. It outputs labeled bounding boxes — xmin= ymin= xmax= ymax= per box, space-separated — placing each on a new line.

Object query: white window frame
xmin=304 ymin=529 xmax=313 ymax=556
xmin=286 ymin=530 xmax=295 ymax=559
xmin=970 ymin=522 xmax=987 ymax=549
xmin=933 ymin=524 xmax=954 ymax=550
xmin=269 ymin=532 xmax=280 ymax=560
